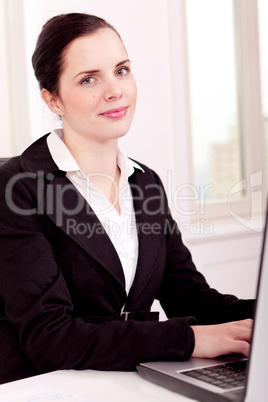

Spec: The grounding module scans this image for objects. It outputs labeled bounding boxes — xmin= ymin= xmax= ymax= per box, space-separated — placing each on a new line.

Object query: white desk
xmin=0 ymin=369 xmax=196 ymax=401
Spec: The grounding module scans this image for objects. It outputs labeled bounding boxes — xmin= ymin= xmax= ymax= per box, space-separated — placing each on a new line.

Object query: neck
xmin=61 ymin=129 xmax=121 ymax=213
xmin=62 ymin=131 xmax=119 ymax=177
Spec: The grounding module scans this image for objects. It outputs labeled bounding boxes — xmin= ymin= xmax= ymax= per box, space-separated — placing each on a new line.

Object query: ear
xmin=41 ymin=88 xmax=64 ymax=116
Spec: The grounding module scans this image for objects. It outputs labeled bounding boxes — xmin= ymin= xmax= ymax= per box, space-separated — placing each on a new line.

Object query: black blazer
xmin=0 ymin=135 xmax=254 ymax=384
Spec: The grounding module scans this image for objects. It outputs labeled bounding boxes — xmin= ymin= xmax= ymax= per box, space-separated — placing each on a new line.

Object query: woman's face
xmin=49 ymin=28 xmax=137 ymax=143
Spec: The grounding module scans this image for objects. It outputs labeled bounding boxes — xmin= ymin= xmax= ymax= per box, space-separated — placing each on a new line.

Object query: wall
xmin=0 ymin=0 xmax=13 ymax=156
xmin=186 ymin=230 xmax=261 ymax=299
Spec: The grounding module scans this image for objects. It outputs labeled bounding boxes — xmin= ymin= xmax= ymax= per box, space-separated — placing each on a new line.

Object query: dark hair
xmin=32 ymin=13 xmax=119 ymax=95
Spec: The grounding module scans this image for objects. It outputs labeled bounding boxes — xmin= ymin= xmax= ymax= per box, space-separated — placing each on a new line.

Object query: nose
xmin=103 ymin=77 xmax=123 ymax=101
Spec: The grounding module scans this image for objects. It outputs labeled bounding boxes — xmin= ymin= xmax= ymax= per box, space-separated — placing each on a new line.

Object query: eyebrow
xmin=74 ymin=59 xmax=131 ymax=80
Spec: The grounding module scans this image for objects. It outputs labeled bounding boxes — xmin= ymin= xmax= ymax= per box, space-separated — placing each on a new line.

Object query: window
xmin=258 ymin=0 xmax=268 ymax=189
xmin=169 ymin=0 xmax=265 ymax=227
xmin=185 ymin=0 xmax=242 ymax=200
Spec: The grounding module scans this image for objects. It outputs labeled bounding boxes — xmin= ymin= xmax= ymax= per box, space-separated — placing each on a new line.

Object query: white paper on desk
xmin=1 ymin=385 xmax=93 ymax=402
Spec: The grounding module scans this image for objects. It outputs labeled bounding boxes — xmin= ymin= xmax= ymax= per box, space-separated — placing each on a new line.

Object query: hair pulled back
xmin=32 ymin=13 xmax=118 ymax=95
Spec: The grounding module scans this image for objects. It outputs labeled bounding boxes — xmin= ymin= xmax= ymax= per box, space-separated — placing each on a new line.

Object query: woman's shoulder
xmin=0 ymin=134 xmax=59 ymax=179
xmin=0 ymin=156 xmax=22 ymax=176
xmin=0 ymin=134 xmax=50 ymax=171
xmin=128 ymin=157 xmax=164 ymax=186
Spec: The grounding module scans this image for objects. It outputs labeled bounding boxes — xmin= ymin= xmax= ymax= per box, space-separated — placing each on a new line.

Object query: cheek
xmin=67 ymin=92 xmax=97 ymax=112
xmin=129 ymin=79 xmax=137 ymax=103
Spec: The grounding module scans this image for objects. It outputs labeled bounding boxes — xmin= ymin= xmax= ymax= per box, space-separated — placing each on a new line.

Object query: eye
xmin=116 ymin=67 xmax=130 ymax=77
xmin=81 ymin=76 xmax=96 ymax=86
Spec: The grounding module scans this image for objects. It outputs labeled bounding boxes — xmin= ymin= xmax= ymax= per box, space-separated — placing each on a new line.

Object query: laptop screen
xmin=244 ymin=203 xmax=268 ymax=401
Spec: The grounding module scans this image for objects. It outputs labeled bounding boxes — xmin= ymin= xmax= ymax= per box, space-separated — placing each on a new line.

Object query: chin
xmin=107 ymin=122 xmax=133 ymax=140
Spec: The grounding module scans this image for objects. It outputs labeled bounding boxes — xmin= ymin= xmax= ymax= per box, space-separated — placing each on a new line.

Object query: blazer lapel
xmin=44 ymin=173 xmax=126 ymax=289
xmin=20 ymin=134 xmax=164 ymax=301
xmin=126 ymin=171 xmax=165 ymax=306
xmin=20 ymin=135 xmax=126 ymax=291
xmin=46 ymin=171 xmax=164 ymax=306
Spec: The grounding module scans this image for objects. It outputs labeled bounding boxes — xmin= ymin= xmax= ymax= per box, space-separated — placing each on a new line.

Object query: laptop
xmin=137 ymin=204 xmax=268 ymax=402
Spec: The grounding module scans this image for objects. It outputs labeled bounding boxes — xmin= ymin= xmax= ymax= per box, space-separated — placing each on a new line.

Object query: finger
xmin=231 ymin=319 xmax=253 ymax=328
xmin=240 ymin=318 xmax=253 ymax=327
xmin=229 ymin=339 xmax=251 ymax=357
xmin=230 ymin=326 xmax=252 ymax=343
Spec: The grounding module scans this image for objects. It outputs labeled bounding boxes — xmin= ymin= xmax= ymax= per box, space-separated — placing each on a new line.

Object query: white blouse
xmin=47 ymin=129 xmax=144 ymax=295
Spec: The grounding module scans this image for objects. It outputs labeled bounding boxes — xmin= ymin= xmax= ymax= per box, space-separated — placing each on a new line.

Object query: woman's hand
xmin=190 ymin=319 xmax=253 ymax=358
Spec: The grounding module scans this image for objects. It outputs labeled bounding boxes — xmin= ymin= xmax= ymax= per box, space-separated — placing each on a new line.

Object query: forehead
xmin=62 ymin=28 xmax=128 ymax=71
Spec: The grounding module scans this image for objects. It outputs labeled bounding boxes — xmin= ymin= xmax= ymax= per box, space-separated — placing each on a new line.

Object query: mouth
xmin=100 ymin=106 xmax=128 ymax=119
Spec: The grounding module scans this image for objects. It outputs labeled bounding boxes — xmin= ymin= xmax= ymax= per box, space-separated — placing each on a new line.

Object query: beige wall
xmin=0 ymin=0 xmax=13 ymax=156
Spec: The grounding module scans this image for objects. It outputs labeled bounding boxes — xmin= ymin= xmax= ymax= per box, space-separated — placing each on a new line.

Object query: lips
xmin=100 ymin=106 xmax=128 ymax=119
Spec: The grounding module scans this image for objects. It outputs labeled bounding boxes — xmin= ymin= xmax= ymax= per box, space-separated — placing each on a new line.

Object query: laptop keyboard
xmin=182 ymin=360 xmax=247 ymax=390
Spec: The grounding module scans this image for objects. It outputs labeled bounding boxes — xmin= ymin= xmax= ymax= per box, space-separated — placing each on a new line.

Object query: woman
xmin=0 ymin=13 xmax=254 ymax=384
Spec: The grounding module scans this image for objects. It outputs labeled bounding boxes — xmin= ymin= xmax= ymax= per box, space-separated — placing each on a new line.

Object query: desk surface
xmin=0 ymin=369 xmax=196 ymax=402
